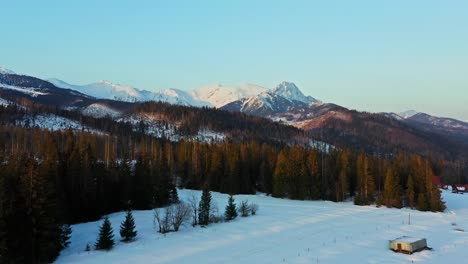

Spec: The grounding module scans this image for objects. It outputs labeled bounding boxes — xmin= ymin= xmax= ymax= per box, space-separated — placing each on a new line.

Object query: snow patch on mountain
xmin=0 ymin=66 xmax=15 ymax=75
xmin=117 ymin=113 xmax=225 ymax=142
xmin=191 ymin=83 xmax=268 ymax=108
xmin=0 ymin=83 xmax=48 ymax=97
xmin=398 ymin=110 xmax=419 ymax=119
xmin=17 ymin=114 xmax=101 ymax=133
xmin=82 ymin=103 xmax=122 ymax=118
xmin=48 ymin=79 xmax=146 ymax=102
xmin=0 ymin=97 xmax=11 ymax=106
xmin=153 ymin=88 xmax=208 ymax=107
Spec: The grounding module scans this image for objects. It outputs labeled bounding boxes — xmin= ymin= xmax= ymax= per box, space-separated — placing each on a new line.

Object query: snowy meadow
xmin=56 ymin=190 xmax=468 ymax=264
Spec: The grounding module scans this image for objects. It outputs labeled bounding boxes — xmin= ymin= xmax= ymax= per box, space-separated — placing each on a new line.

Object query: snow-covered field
xmin=56 ymin=190 xmax=468 ymax=264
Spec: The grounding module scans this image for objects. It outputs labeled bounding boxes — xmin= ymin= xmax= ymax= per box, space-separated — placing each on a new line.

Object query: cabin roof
xmin=390 ymin=236 xmax=424 ymax=244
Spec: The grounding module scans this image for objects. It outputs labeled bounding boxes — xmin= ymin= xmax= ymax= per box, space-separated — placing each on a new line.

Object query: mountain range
xmin=1 ymin=66 xmax=467 ymax=160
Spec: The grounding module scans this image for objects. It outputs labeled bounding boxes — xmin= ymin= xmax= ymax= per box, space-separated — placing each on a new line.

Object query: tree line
xmin=0 ymin=121 xmax=447 ymax=262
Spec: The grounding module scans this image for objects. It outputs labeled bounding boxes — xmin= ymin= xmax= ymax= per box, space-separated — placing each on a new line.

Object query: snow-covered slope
xmin=398 ymin=110 xmax=419 ymax=119
xmin=56 ymin=189 xmax=468 ymax=264
xmin=0 ymin=97 xmax=12 ymax=106
xmin=17 ymin=114 xmax=101 ymax=133
xmin=0 ymin=66 xmax=15 ymax=74
xmin=82 ymin=103 xmax=122 ymax=118
xmin=49 ymin=79 xmax=207 ymax=106
xmin=0 ymin=82 xmax=49 ymax=97
xmin=152 ymin=88 xmax=208 ymax=107
xmin=48 ymin=79 xmax=147 ymax=102
xmin=191 ymin=83 xmax=268 ymax=108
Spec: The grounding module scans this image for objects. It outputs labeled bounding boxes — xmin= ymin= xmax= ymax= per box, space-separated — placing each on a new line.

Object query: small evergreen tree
xmin=95 ymin=217 xmax=114 ymax=250
xmin=120 ymin=210 xmax=137 ymax=242
xmin=198 ymin=187 xmax=211 ymax=226
xmin=224 ymin=195 xmax=237 ymax=221
xmin=169 ymin=185 xmax=179 ymax=204
xmin=60 ymin=224 xmax=72 ymax=249
xmin=85 ymin=243 xmax=91 ymax=252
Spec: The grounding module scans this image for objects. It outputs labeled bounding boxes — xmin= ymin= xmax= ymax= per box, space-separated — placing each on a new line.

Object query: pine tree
xmin=224 ymin=195 xmax=237 ymax=221
xmin=406 ymin=175 xmax=416 ymax=208
xmin=60 ymin=224 xmax=72 ymax=249
xmin=198 ymin=187 xmax=211 ymax=226
xmin=120 ymin=210 xmax=137 ymax=242
xmin=95 ymin=217 xmax=115 ymax=250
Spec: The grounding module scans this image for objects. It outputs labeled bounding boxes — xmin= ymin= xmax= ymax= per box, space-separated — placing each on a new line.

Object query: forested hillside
xmin=0 ymin=98 xmax=458 ymax=263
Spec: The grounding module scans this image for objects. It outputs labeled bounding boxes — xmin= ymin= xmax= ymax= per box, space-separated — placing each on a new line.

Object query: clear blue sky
xmin=2 ymin=0 xmax=467 ymax=121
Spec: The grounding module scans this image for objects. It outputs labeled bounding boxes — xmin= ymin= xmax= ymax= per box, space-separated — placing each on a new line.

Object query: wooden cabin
xmin=389 ymin=236 xmax=428 ymax=254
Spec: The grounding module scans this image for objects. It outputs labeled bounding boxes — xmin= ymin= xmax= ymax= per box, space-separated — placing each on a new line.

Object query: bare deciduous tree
xmin=238 ymin=200 xmax=250 ymax=217
xmin=154 ymin=206 xmax=172 ymax=234
xmin=188 ymin=193 xmax=199 ymax=226
xmin=171 ymin=202 xmax=191 ymax=231
xmin=249 ymin=203 xmax=259 ymax=215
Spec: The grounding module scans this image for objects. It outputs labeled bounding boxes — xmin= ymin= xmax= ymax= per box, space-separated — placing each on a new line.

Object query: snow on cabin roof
xmin=390 ymin=236 xmax=425 ymax=244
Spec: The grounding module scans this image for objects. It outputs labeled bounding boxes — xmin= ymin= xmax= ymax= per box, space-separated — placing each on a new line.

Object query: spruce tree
xmin=120 ymin=210 xmax=137 ymax=242
xmin=95 ymin=217 xmax=115 ymax=250
xmin=169 ymin=185 xmax=179 ymax=204
xmin=198 ymin=187 xmax=211 ymax=226
xmin=60 ymin=224 xmax=72 ymax=249
xmin=224 ymin=195 xmax=237 ymax=221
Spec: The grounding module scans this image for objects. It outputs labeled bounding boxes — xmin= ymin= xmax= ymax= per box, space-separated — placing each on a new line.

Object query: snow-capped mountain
xmin=152 ymin=88 xmax=208 ymax=107
xmin=48 ymin=78 xmax=208 ymax=106
xmin=271 ymin=81 xmax=318 ymax=104
xmin=48 ymin=79 xmax=149 ymax=102
xmin=190 ymin=83 xmax=268 ymax=108
xmin=221 ymin=81 xmax=320 ymax=116
xmin=49 ymin=78 xmax=269 ymax=108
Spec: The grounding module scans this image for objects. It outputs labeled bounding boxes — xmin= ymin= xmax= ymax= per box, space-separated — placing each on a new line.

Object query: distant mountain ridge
xmin=1 ymin=66 xmax=467 ymax=160
xmin=48 ymin=78 xmax=269 ymax=108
